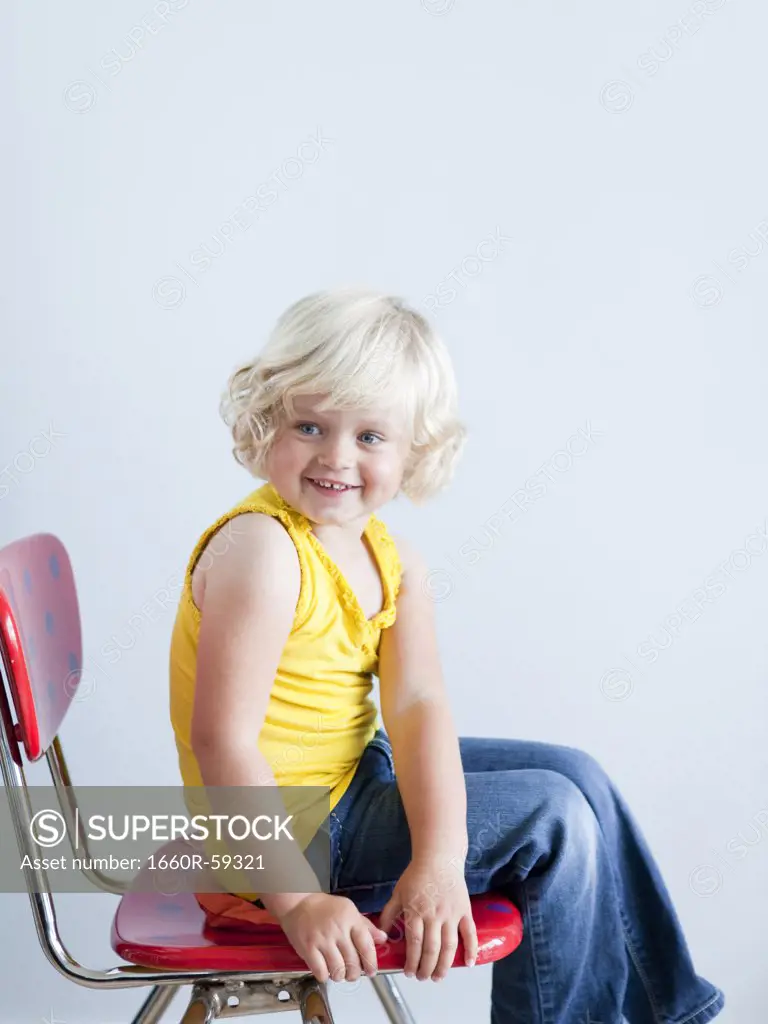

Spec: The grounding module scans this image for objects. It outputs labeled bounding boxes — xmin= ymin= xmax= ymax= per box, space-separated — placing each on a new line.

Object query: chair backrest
xmin=0 ymin=533 xmax=82 ymax=762
xmin=0 ymin=534 xmax=202 ymax=990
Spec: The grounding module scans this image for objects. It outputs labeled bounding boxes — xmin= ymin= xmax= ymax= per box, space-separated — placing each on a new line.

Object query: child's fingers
xmin=404 ymin=915 xmax=424 ymax=978
xmin=314 ymin=940 xmax=346 ymax=984
xmin=365 ymin=917 xmax=390 ymax=943
xmin=459 ymin=913 xmax=478 ymax=967
xmin=431 ymin=920 xmax=459 ymax=980
xmin=304 ymin=947 xmax=331 ymax=984
xmin=377 ymin=895 xmax=401 ymax=936
xmin=352 ymin=922 xmax=380 ymax=976
xmin=336 ymin=937 xmax=363 ymax=982
xmin=415 ymin=918 xmax=442 ymax=981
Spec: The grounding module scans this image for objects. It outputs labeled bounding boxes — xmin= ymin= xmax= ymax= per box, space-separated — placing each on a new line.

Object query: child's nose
xmin=319 ymin=436 xmax=355 ymax=470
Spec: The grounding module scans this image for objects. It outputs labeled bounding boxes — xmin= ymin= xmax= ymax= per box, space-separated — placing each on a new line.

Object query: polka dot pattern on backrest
xmin=0 ymin=534 xmax=83 ymax=760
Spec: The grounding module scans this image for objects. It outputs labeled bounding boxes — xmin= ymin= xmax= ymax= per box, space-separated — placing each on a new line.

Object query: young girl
xmin=169 ymin=288 xmax=724 ymax=1023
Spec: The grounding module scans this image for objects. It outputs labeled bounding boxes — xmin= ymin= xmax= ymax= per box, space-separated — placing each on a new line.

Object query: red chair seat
xmin=111 ymin=888 xmax=523 ymax=973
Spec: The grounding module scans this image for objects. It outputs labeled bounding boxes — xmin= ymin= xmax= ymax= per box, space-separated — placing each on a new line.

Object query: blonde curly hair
xmin=219 ymin=286 xmax=466 ymax=504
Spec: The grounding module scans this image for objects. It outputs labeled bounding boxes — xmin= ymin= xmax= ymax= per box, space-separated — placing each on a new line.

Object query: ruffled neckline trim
xmin=265 ymin=482 xmax=401 ymax=639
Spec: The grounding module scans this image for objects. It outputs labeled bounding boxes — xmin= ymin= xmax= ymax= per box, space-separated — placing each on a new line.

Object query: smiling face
xmin=264 ymin=393 xmax=413 ymax=530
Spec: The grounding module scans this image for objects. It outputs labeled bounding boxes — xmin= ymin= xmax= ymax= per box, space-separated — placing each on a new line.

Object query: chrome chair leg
xmin=370 ymin=975 xmax=417 ymax=1024
xmin=131 ymin=983 xmax=179 ymax=1023
xmin=298 ymin=977 xmax=335 ymax=1023
xmin=178 ymin=985 xmax=221 ymax=1023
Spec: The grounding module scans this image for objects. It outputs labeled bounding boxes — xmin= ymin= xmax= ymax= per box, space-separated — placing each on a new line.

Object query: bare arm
xmin=377 ymin=537 xmax=478 ymax=979
xmin=189 ymin=512 xmax=390 ymax=980
xmin=190 ymin=512 xmax=316 ymax=916
xmin=378 ymin=536 xmax=468 ymax=865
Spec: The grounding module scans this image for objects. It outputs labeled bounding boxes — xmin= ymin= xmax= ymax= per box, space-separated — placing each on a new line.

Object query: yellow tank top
xmin=169 ymin=480 xmax=403 ymax=813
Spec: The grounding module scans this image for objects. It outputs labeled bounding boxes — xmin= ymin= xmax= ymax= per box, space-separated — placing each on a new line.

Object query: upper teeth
xmin=315 ymin=480 xmax=349 ymax=490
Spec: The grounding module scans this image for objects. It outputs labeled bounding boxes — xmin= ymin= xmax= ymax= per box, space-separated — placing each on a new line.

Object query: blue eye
xmin=360 ymin=432 xmax=382 ymax=445
xmin=297 ymin=423 xmax=319 ymax=435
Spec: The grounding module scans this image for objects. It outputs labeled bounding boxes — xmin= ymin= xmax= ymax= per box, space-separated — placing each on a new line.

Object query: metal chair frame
xmin=0 ymin=661 xmax=417 ymax=1024
xmin=0 ymin=532 xmax=417 ymax=1023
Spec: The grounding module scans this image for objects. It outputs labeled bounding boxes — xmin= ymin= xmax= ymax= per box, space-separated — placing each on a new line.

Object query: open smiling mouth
xmin=306 ymin=478 xmax=360 ymax=494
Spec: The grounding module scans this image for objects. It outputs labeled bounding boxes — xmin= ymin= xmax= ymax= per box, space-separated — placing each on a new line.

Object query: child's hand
xmin=276 ymin=893 xmax=389 ymax=983
xmin=378 ymin=859 xmax=478 ymax=981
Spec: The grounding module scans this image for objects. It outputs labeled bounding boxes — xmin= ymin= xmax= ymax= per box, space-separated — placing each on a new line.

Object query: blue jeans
xmin=328 ymin=730 xmax=725 ymax=1024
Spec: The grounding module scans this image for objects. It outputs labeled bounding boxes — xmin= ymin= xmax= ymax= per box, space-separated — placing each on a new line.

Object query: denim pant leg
xmin=330 ymin=731 xmax=725 ymax=1024
xmin=458 ymin=736 xmax=725 ymax=1024
xmin=331 ymin=731 xmax=624 ymax=1024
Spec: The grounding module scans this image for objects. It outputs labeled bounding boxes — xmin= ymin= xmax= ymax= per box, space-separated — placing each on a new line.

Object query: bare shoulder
xmin=191 ymin=511 xmax=299 ymax=612
xmin=389 ymin=532 xmax=429 ymax=586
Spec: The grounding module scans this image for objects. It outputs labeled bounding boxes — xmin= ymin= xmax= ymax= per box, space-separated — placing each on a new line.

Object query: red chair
xmin=0 ymin=532 xmax=523 ymax=1022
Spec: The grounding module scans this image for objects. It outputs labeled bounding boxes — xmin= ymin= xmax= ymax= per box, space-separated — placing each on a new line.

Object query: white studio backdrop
xmin=3 ymin=0 xmax=767 ymax=1020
